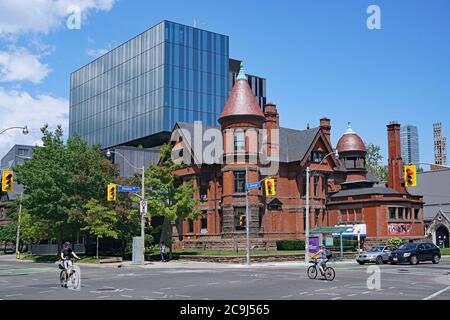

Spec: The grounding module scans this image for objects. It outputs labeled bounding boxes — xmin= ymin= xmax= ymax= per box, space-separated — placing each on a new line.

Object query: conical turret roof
xmin=218 ymin=62 xmax=265 ymax=124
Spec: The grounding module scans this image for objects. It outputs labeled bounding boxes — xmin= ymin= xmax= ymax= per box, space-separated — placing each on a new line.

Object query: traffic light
xmin=1 ymin=170 xmax=13 ymax=192
xmin=264 ymin=178 xmax=276 ymax=196
xmin=239 ymin=215 xmax=245 ymax=227
xmin=404 ymin=165 xmax=417 ymax=187
xmin=107 ymin=183 xmax=117 ymax=201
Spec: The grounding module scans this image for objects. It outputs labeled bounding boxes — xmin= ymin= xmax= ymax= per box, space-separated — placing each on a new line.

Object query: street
xmin=0 ymin=255 xmax=449 ymax=300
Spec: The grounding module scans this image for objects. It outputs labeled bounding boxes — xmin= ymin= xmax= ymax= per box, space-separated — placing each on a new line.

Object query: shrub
xmin=388 ymin=237 xmax=406 ymax=247
xmin=276 ymin=239 xmax=305 ymax=250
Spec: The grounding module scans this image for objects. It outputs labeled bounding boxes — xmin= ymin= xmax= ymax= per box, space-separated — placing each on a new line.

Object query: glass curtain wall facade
xmin=69 ymin=21 xmax=229 ymax=149
xmin=400 ymin=125 xmax=420 ymax=165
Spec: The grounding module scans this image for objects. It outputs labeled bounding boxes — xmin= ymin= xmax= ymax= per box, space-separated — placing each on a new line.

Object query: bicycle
xmin=307 ymin=258 xmax=335 ymax=281
xmin=59 ymin=259 xmax=80 ymax=289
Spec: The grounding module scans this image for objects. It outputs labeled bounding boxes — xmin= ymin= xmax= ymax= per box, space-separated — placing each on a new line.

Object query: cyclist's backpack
xmin=326 ymin=250 xmax=333 ymax=260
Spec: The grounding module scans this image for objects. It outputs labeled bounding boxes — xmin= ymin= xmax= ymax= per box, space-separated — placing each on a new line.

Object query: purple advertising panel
xmin=309 ymin=236 xmax=320 ymax=254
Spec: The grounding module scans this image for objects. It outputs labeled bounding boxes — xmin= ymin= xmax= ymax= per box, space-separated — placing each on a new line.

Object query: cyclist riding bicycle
xmin=311 ymin=245 xmax=329 ymax=276
xmin=60 ymin=242 xmax=80 ymax=281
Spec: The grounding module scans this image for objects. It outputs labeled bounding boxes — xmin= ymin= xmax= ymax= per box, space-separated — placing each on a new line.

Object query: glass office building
xmin=69 ymin=20 xmax=229 ymax=149
xmin=400 ymin=125 xmax=420 ymax=165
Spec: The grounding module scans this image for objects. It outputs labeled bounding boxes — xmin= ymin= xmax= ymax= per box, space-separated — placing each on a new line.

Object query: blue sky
xmin=1 ymin=0 xmax=449 ymax=164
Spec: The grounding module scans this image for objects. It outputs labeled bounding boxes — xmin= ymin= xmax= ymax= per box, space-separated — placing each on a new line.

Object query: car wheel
xmin=357 ymin=261 xmax=365 ymax=265
xmin=432 ymin=254 xmax=440 ymax=264
xmin=376 ymin=256 xmax=384 ymax=265
xmin=410 ymin=255 xmax=418 ymax=265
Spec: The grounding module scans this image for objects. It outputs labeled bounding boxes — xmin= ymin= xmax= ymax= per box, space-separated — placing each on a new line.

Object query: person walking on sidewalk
xmin=160 ymin=241 xmax=167 ymax=262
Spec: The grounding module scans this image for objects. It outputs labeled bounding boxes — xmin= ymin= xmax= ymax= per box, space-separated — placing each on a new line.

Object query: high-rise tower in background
xmin=400 ymin=125 xmax=420 ymax=165
xmin=433 ymin=123 xmax=447 ymax=166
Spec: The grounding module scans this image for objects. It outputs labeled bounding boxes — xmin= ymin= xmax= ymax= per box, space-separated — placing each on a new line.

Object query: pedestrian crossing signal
xmin=107 ymin=183 xmax=117 ymax=201
xmin=264 ymin=178 xmax=276 ymax=196
xmin=404 ymin=165 xmax=417 ymax=187
xmin=1 ymin=170 xmax=13 ymax=192
xmin=239 ymin=215 xmax=245 ymax=227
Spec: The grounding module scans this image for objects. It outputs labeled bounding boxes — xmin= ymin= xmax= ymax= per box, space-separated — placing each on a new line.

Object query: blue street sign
xmin=118 ymin=185 xmax=140 ymax=193
xmin=245 ymin=181 xmax=261 ymax=190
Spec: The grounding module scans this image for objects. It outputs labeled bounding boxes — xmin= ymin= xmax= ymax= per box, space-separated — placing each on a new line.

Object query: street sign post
xmin=118 ymin=185 xmax=140 ymax=193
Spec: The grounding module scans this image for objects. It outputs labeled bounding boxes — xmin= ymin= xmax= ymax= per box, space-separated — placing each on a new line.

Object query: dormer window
xmin=309 ymin=151 xmax=324 ymax=163
xmin=234 ymin=130 xmax=245 ymax=152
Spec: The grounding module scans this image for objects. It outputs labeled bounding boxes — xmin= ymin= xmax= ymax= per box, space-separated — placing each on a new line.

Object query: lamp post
xmin=305 ymin=149 xmax=338 ymax=264
xmin=0 ymin=126 xmax=28 ymax=136
xmin=106 ymin=149 xmax=145 ymax=265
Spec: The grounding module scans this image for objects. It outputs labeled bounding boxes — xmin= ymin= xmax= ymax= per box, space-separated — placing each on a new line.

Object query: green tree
xmin=81 ymin=199 xmax=119 ymax=259
xmin=144 ymin=144 xmax=200 ymax=254
xmin=15 ymin=125 xmax=117 ymax=252
xmin=365 ymin=143 xmax=388 ymax=182
xmin=0 ymin=223 xmax=16 ymax=252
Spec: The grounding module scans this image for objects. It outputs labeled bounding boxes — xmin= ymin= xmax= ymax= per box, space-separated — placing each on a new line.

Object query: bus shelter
xmin=310 ymin=226 xmax=349 ymax=260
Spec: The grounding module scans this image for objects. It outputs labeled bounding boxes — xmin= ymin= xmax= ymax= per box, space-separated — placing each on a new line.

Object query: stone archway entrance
xmin=436 ymin=225 xmax=449 ymax=248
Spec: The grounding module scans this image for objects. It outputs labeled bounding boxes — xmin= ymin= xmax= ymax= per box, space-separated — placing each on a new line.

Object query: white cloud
xmin=0 ymin=0 xmax=116 ymax=38
xmin=0 ymin=46 xmax=51 ymax=84
xmin=85 ymin=47 xmax=110 ymax=58
xmin=0 ymin=87 xmax=69 ymax=160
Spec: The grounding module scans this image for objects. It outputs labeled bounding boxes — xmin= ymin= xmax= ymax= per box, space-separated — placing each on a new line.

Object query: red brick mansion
xmin=169 ymin=63 xmax=424 ymax=249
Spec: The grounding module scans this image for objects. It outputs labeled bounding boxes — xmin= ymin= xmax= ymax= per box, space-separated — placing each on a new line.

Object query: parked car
xmin=390 ymin=242 xmax=441 ymax=265
xmin=356 ymin=245 xmax=397 ymax=265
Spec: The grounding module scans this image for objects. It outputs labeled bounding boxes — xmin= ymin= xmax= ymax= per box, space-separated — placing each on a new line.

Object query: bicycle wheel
xmin=69 ymin=270 xmax=80 ymax=289
xmin=324 ymin=267 xmax=335 ymax=281
xmin=307 ymin=266 xmax=318 ymax=279
xmin=60 ymin=270 xmax=67 ymax=287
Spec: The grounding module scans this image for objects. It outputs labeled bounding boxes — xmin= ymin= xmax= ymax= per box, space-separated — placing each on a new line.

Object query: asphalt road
xmin=0 ymin=255 xmax=449 ymax=300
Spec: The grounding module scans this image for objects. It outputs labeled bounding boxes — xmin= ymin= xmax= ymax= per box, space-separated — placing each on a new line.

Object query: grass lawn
xmin=22 ymin=255 xmax=101 ymax=264
xmin=172 ymin=249 xmax=304 ymax=256
xmin=440 ymin=248 xmax=450 ymax=255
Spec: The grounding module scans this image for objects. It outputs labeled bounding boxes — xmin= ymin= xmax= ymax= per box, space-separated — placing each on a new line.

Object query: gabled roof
xmin=279 ymin=127 xmax=321 ymax=163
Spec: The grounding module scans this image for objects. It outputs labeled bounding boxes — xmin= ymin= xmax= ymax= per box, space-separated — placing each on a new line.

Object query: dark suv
xmin=390 ymin=242 xmax=441 ymax=265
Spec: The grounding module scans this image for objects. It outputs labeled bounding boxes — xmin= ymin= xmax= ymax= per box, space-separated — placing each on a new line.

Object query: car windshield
xmin=399 ymin=243 xmax=417 ymax=250
xmin=367 ymin=247 xmax=384 ymax=252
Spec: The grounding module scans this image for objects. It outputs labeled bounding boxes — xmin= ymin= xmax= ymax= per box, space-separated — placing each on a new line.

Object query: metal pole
xmin=245 ymin=166 xmax=250 ymax=266
xmin=340 ymin=232 xmax=343 ymax=260
xmin=141 ymin=166 xmax=145 ymax=265
xmin=305 ymin=167 xmax=310 ymax=264
xmin=15 ymin=192 xmax=23 ymax=259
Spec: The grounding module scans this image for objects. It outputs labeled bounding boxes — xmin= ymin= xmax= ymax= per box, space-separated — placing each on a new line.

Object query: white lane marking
xmin=96 ymin=296 xmax=110 ymax=299
xmin=362 ymin=291 xmax=371 ymax=295
xmin=389 ymin=287 xmax=395 ymax=289
xmin=315 ymin=289 xmax=326 ymax=292
xmin=281 ymin=295 xmax=293 ymax=299
xmin=152 ymin=292 xmax=165 ymax=295
xmin=160 ymin=287 xmax=172 ymax=290
xmin=143 ymin=297 xmax=156 ymax=300
xmin=175 ymin=294 xmax=191 ymax=298
xmin=120 ymin=295 xmax=133 ymax=298
xmin=8 ymin=285 xmax=25 ymax=288
xmin=423 ymin=286 xmax=450 ymax=300
xmin=32 ymin=279 xmax=39 ymax=281
xmin=299 ymin=292 xmax=308 ymax=295
xmin=5 ymin=294 xmax=22 ymax=297
xmin=207 ymin=282 xmax=219 ymax=285
xmin=39 ymin=290 xmax=55 ymax=294
xmin=331 ymin=297 xmax=342 ymax=300
xmin=229 ymin=280 xmax=241 ymax=283
xmin=183 ymin=284 xmax=197 ymax=288
xmin=347 ymin=294 xmax=357 ymax=297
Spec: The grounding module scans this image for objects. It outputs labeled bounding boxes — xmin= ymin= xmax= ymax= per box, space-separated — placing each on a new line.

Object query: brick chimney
xmin=320 ymin=117 xmax=331 ymax=143
xmin=387 ymin=122 xmax=405 ymax=193
xmin=263 ymin=102 xmax=279 ymax=158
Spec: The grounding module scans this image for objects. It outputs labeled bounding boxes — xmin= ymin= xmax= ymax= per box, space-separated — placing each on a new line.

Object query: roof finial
xmin=236 ymin=61 xmax=247 ymax=81
xmin=344 ymin=122 xmax=356 ymax=135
